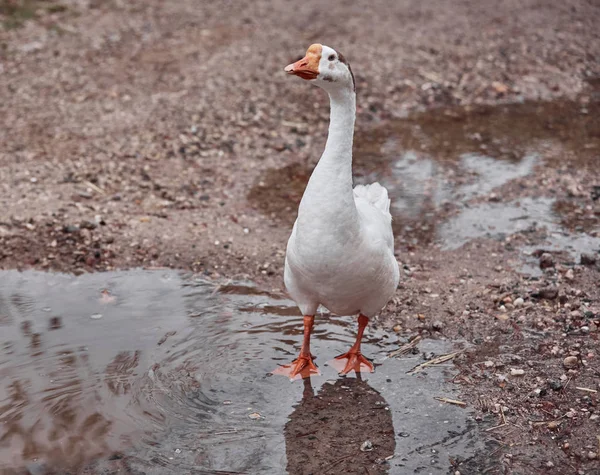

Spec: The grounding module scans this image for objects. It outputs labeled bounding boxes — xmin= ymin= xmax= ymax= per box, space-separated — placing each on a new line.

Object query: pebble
xmin=547 ymin=421 xmax=560 ymax=429
xmin=532 ymin=286 xmax=558 ymax=300
xmin=588 ymin=452 xmax=598 ymax=460
xmin=510 ymin=368 xmax=525 ymax=376
xmin=513 ymin=297 xmax=524 ymax=308
xmin=565 ymin=269 xmax=574 ymax=281
xmin=549 ymin=380 xmax=563 ymax=391
xmin=360 ymin=440 xmax=374 ymax=452
xmin=432 ymin=320 xmax=444 ymax=331
xmin=539 ymin=253 xmax=555 ymax=269
xmin=63 ymin=224 xmax=79 ymax=233
xmin=563 ymin=356 xmax=579 ymax=369
xmin=580 ymin=253 xmax=597 ymax=266
xmin=248 ymin=412 xmax=262 ymax=420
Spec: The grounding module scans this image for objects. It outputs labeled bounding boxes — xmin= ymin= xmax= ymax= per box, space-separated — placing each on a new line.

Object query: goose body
xmin=275 ymin=44 xmax=399 ymax=380
xmin=285 ymin=177 xmax=399 ymax=318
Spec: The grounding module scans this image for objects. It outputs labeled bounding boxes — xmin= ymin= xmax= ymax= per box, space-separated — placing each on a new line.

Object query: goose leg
xmin=272 ymin=315 xmax=320 ymax=381
xmin=335 ymin=314 xmax=374 ymax=375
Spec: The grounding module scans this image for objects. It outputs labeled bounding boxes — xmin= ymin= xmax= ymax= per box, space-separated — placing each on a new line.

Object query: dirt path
xmin=1 ymin=0 xmax=600 ymax=473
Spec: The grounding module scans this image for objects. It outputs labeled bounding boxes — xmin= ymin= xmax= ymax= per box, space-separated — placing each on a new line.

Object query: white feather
xmin=353 ymin=182 xmax=391 ymax=214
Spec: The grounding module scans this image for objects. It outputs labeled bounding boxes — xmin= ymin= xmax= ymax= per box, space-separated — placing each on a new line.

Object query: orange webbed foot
xmin=332 ymin=350 xmax=374 ymax=375
xmin=272 ymin=354 xmax=320 ymax=381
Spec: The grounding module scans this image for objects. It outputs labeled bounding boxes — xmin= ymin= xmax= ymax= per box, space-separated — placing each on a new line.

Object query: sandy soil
xmin=1 ymin=0 xmax=600 ymax=473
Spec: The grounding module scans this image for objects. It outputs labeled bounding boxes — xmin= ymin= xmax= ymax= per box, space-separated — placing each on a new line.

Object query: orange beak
xmin=284 ymin=44 xmax=322 ymax=80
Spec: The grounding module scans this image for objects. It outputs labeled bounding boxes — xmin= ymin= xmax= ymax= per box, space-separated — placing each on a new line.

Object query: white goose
xmin=276 ymin=44 xmax=400 ymax=380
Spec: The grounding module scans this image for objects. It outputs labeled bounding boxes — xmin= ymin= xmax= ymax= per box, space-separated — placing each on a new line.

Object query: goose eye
xmin=328 ymin=54 xmax=336 ymax=61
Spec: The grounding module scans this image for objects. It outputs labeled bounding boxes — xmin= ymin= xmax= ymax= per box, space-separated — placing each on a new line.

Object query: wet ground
xmin=1 ymin=270 xmax=488 ymax=474
xmin=1 ymin=94 xmax=599 ymax=474
xmin=250 ymin=97 xmax=600 ymax=252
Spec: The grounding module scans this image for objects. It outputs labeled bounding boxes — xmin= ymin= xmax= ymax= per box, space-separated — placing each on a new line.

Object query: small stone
xmin=360 ymin=440 xmax=374 ymax=452
xmin=80 ymin=220 xmax=97 ymax=230
xmin=531 ymin=388 xmax=546 ymax=397
xmin=547 ymin=421 xmax=560 ymax=429
xmin=580 ymin=253 xmax=597 ymax=266
xmin=545 ymin=461 xmax=554 ymax=468
xmin=248 ymin=412 xmax=262 ymax=420
xmin=563 ymin=356 xmax=578 ymax=369
xmin=588 ymin=452 xmax=598 ymax=460
xmin=549 ymin=380 xmax=563 ymax=391
xmin=432 ymin=320 xmax=444 ymax=331
xmin=484 ymin=360 xmax=495 ymax=368
xmin=565 ymin=269 xmax=574 ymax=281
xmin=63 ymin=224 xmax=79 ymax=233
xmin=393 ymin=324 xmax=402 ymax=333
xmin=513 ymin=297 xmax=524 ymax=308
xmin=510 ymin=368 xmax=525 ymax=376
xmin=492 ymin=81 xmax=508 ymax=94
xmin=532 ymin=286 xmax=558 ymax=300
xmin=539 ymin=253 xmax=555 ymax=269
xmin=90 ymin=313 xmax=103 ymax=320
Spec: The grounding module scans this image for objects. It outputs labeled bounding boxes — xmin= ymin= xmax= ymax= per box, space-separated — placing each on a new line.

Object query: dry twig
xmin=407 ymin=351 xmax=461 ymax=375
xmin=575 ymin=387 xmax=597 ymax=394
xmin=388 ymin=336 xmax=422 ymax=358
xmin=434 ymin=397 xmax=467 ymax=408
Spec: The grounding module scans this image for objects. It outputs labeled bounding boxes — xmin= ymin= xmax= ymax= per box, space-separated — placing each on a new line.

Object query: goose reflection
xmin=285 ymin=375 xmax=395 ymax=475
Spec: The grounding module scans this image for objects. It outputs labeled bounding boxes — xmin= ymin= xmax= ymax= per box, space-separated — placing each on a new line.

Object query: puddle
xmin=249 ymin=97 xmax=599 ymax=254
xmin=0 ymin=270 xmax=491 ymax=474
xmin=440 ymin=196 xmax=555 ymax=250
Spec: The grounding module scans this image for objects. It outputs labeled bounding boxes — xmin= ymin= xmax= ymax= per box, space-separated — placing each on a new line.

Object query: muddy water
xmin=0 ymin=270 xmax=488 ymax=474
xmin=249 ymin=98 xmax=600 ymax=255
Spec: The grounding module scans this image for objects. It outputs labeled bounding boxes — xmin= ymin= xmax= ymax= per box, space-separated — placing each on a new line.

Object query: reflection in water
xmin=0 ymin=270 xmax=187 ymax=472
xmin=0 ymin=270 xmax=486 ymax=474
xmin=285 ymin=376 xmax=395 ymax=475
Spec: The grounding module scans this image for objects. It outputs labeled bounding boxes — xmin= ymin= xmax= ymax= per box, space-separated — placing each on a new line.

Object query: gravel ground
xmin=1 ymin=0 xmax=600 ymax=473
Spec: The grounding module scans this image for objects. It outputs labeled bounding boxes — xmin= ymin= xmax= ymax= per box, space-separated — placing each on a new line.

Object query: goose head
xmin=285 ymin=44 xmax=355 ymax=92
